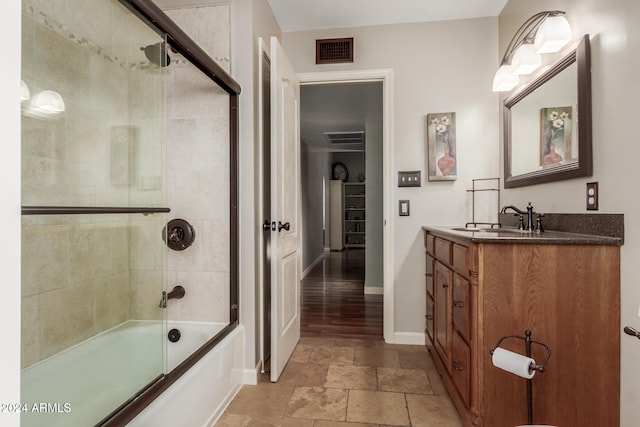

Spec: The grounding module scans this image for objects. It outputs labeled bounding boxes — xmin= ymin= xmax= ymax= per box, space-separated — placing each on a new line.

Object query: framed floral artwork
xmin=540 ymin=106 xmax=574 ymax=169
xmin=426 ymin=112 xmax=456 ymax=181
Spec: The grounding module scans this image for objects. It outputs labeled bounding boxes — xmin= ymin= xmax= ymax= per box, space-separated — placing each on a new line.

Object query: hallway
xmin=214 ymin=250 xmax=462 ymax=426
xmin=301 ymin=249 xmax=383 ymax=339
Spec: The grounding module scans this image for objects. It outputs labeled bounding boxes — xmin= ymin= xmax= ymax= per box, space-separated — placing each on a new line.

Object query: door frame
xmin=298 ymin=69 xmax=395 ymax=343
xmin=257 ymin=40 xmax=271 ymax=373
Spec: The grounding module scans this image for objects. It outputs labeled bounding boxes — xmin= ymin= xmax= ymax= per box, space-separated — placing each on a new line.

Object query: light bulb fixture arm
xmin=500 ymin=10 xmax=566 ymax=66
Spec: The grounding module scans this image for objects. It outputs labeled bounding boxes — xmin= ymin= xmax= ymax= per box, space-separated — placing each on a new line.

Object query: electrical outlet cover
xmin=586 ymin=182 xmax=598 ymax=210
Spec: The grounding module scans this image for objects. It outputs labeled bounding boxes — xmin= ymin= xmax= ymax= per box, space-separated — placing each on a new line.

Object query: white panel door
xmin=269 ymin=36 xmax=301 ymax=382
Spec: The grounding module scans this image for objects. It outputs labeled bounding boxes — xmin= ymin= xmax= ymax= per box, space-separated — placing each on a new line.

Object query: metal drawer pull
xmin=453 ymin=300 xmax=464 ymax=308
xmin=452 ymin=360 xmax=464 ymax=371
xmin=624 ymin=326 xmax=640 ymax=340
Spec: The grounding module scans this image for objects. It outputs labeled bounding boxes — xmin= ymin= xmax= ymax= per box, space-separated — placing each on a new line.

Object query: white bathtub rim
xmin=127 ymin=324 xmax=245 ymax=427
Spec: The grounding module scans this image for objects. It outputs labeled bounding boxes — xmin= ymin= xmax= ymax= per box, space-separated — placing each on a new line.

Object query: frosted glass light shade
xmin=30 ymin=90 xmax=65 ymax=113
xmin=492 ymin=65 xmax=519 ymax=92
xmin=21 ymin=80 xmax=30 ymax=101
xmin=511 ymin=44 xmax=542 ymax=75
xmin=534 ymin=15 xmax=571 ymax=54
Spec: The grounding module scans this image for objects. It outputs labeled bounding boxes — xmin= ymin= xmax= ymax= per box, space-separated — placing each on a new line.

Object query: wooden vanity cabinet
xmin=423 ymin=229 xmax=620 ymax=427
xmin=424 ymin=233 xmax=436 ymax=347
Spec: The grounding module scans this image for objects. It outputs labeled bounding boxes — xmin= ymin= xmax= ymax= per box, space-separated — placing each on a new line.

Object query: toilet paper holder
xmin=490 ymin=330 xmax=551 ymax=374
xmin=490 ymin=330 xmax=551 ymax=425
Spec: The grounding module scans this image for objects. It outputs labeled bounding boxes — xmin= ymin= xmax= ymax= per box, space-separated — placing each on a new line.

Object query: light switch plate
xmin=586 ymin=182 xmax=598 ymax=210
xmin=398 ymin=171 xmax=421 ymax=187
xmin=399 ymin=200 xmax=410 ymax=216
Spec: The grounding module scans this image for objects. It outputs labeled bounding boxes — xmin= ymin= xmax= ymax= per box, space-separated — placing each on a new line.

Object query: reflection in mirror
xmin=504 ymin=35 xmax=591 ymax=188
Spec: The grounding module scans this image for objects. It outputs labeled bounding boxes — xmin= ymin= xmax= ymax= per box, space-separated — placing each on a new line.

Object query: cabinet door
xmin=426 ymin=254 xmax=434 ymax=297
xmin=434 ymin=260 xmax=452 ymax=374
xmin=425 ymin=294 xmax=434 ymax=345
xmin=452 ymin=273 xmax=470 ymax=343
xmin=452 ymin=331 xmax=471 ymax=406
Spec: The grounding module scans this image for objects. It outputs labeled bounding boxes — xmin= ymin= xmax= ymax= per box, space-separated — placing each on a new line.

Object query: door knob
xmin=278 ymin=221 xmax=290 ymax=232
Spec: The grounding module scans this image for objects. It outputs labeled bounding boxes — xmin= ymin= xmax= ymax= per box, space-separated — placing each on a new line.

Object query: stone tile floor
xmin=214 ymin=337 xmax=463 ymax=427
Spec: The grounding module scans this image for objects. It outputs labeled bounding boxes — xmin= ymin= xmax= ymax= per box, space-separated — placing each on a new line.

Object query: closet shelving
xmin=343 ymin=182 xmax=365 ymax=248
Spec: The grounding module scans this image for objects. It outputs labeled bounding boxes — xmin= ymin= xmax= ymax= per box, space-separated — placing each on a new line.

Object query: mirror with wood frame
xmin=504 ymin=34 xmax=591 ymax=188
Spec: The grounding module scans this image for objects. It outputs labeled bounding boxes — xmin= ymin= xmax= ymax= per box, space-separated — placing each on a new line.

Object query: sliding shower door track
xmin=22 ymin=206 xmax=171 ymax=215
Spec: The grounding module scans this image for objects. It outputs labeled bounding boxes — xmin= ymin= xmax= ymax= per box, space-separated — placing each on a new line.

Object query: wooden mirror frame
xmin=504 ymin=35 xmax=591 ymax=188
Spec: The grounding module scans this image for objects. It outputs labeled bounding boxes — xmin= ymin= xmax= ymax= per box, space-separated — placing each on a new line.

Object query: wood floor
xmin=301 ymin=249 xmax=383 ymax=340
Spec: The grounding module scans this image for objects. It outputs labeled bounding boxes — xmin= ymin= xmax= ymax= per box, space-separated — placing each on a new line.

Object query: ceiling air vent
xmin=324 ymin=131 xmax=365 ymax=145
xmin=316 ymin=38 xmax=354 ymax=64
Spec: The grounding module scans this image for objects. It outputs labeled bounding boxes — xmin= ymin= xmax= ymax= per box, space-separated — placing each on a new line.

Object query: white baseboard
xmin=302 ymin=252 xmax=325 ymax=278
xmin=364 ymin=285 xmax=383 ymax=295
xmin=391 ymin=332 xmax=425 ymax=345
xmin=243 ymin=365 xmax=258 ymax=385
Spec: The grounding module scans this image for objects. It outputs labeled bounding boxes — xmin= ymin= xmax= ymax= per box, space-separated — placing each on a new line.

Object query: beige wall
xmin=499 ymin=1 xmax=640 ymax=425
xmin=281 ymin=18 xmax=500 ymax=334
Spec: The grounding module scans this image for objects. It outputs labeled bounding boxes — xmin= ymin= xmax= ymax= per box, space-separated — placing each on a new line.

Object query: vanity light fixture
xmin=493 ymin=10 xmax=571 ymax=92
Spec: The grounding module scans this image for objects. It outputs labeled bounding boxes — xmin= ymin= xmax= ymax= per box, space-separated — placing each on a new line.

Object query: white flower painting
xmin=540 ymin=106 xmax=573 ymax=168
xmin=426 ymin=112 xmax=456 ymax=181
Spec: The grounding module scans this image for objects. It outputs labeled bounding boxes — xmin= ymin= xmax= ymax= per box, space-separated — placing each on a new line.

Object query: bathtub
xmin=20 ymin=320 xmax=245 ymax=427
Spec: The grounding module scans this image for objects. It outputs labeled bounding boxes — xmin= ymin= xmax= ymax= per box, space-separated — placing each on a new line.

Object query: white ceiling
xmin=267 ymin=0 xmax=507 ymax=32
xmin=301 ymin=82 xmax=383 ymax=152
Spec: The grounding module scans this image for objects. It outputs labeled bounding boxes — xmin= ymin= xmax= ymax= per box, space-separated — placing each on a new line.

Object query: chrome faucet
xmin=500 ymin=202 xmax=535 ymax=231
xmin=159 ymin=285 xmax=186 ymax=308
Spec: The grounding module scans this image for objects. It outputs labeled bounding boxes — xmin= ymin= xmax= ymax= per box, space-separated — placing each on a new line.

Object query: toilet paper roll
xmin=491 ymin=347 xmax=535 ymax=379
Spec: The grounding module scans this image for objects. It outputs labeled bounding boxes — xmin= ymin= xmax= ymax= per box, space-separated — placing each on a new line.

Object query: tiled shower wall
xmin=163 ymin=6 xmax=231 ymax=323
xmin=20 ymin=0 xmax=165 ymax=368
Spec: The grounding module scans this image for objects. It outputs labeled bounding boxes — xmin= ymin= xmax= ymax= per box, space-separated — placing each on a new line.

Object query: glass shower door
xmin=21 ymin=0 xmax=167 ymax=425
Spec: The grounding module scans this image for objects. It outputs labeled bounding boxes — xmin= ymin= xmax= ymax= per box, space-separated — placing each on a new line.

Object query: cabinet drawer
xmin=452 ymin=243 xmax=468 ymax=275
xmin=425 ymin=294 xmax=434 ymax=345
xmin=426 ymin=254 xmax=434 ymax=297
xmin=453 ymin=274 xmax=470 ymax=342
xmin=434 ymin=237 xmax=452 ymax=263
xmin=425 ymin=233 xmax=435 ymax=255
xmin=452 ymin=332 xmax=471 ymax=407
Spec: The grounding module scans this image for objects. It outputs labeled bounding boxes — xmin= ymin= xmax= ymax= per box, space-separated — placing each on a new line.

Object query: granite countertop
xmin=423 ymin=225 xmax=623 ymax=245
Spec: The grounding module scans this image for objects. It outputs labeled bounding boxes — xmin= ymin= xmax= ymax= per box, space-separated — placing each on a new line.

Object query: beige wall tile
xmin=21 ymin=225 xmax=68 ymax=296
xmin=39 ymin=284 xmax=95 ymax=359
xmin=21 ymin=295 xmax=40 ymax=368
